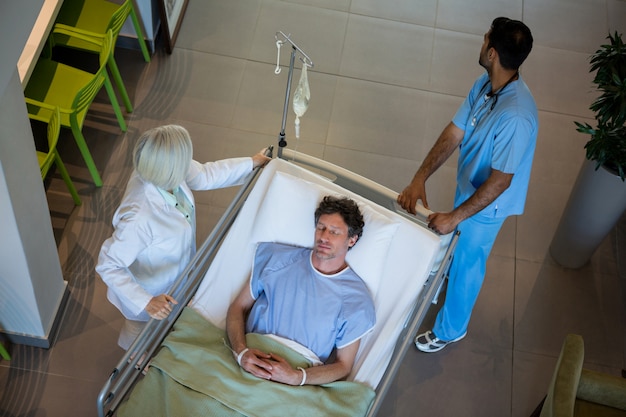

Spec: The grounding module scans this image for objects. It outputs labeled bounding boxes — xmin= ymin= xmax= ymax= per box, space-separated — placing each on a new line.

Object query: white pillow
xmin=248 ymin=171 xmax=399 ymax=295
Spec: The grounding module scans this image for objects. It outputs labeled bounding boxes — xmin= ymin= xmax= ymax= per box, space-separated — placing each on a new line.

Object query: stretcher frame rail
xmin=96 ymin=147 xmax=458 ymax=417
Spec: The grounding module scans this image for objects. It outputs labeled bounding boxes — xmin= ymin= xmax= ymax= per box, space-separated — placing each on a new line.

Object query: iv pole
xmin=274 ymin=31 xmax=314 ymax=158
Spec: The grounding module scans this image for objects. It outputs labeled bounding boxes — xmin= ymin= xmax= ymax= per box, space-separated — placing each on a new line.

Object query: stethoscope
xmin=470 ymin=71 xmax=518 ymax=127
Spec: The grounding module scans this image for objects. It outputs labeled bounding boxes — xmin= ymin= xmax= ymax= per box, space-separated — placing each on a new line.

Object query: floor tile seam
xmin=181 ymin=51 xmax=598 ymax=124
xmin=330 ymin=70 xmax=466 ymax=97
xmin=508 ymin=253 xmax=545 ymax=265
xmin=513 ymin=344 xmax=624 ymax=371
xmin=321 ymin=140 xmax=428 ymax=168
xmin=579 ymin=356 xmax=626 ymax=371
xmin=177 ymin=47 xmax=255 ymax=64
xmin=510 ymin=346 xmax=554 ymax=417
xmin=9 ymin=365 xmax=105 ymax=384
xmin=58 ymin=266 xmax=95 ymax=284
xmin=262 ymin=2 xmax=444 ymax=34
xmin=227 ymin=53 xmax=248 ymax=129
xmin=397 ymin=21 xmax=605 ymax=57
xmin=535 ymin=106 xmax=594 ymax=121
xmin=178 ymin=46 xmax=471 ymax=99
xmin=535 ymin=40 xmax=605 ymax=57
xmin=346 ymin=10 xmax=438 ymax=29
xmin=0 ymin=351 xmax=58 ymax=374
xmin=319 ymin=142 xmax=437 ymax=165
xmin=168 ymin=117 xmax=280 ymax=138
xmin=511 ymin=346 xmax=559 ymax=361
xmin=329 ymin=5 xmax=349 ymax=143
xmin=511 ymin=215 xmax=520 ymax=417
xmin=240 ymin=5 xmax=596 ymax=57
xmin=0 ymin=370 xmax=48 ymax=415
xmin=509 ymin=245 xmax=593 ymax=269
xmin=485 ymin=252 xmax=519 ymax=264
xmin=273 ymin=0 xmax=528 ymax=39
xmin=61 ymin=257 xmax=100 ymax=278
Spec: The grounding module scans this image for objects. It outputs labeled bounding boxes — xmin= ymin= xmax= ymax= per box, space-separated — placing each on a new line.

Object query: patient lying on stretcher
xmin=226 ymin=195 xmax=376 ymax=386
xmin=117 ymin=195 xmax=377 ymax=417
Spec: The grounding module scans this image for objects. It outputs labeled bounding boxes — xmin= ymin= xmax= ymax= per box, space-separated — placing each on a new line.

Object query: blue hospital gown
xmin=246 ymin=242 xmax=376 ymax=363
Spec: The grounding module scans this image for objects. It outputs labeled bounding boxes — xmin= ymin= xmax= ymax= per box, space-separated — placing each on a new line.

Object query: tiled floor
xmin=2 ymin=0 xmax=626 ymax=416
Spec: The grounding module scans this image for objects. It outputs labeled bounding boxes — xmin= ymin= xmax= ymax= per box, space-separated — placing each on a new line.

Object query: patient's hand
xmin=265 ymin=353 xmax=302 ymax=386
xmin=239 ymin=348 xmax=273 ymax=380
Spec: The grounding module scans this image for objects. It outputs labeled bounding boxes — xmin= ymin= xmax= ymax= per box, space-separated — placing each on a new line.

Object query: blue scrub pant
xmin=432 ymin=213 xmax=506 ymax=341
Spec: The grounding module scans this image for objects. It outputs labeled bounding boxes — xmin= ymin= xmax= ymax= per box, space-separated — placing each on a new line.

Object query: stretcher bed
xmin=97 ymin=148 xmax=459 ymax=417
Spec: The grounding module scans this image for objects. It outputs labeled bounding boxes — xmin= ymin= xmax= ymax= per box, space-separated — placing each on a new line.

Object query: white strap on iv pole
xmin=275 ymin=40 xmax=282 ymax=74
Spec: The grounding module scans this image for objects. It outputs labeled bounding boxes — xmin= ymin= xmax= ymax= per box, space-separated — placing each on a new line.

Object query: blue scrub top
xmin=452 ymin=72 xmax=538 ymax=218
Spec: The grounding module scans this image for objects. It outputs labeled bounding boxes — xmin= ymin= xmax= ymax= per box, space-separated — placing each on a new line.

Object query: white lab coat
xmin=96 ymin=157 xmax=253 ymax=321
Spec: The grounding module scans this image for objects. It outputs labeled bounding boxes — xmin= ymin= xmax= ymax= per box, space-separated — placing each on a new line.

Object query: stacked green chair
xmin=27 ymin=102 xmax=81 ymax=205
xmin=24 ymin=28 xmax=123 ymax=187
xmin=0 ymin=339 xmax=9 ymax=361
xmin=54 ymin=0 xmax=151 ymax=113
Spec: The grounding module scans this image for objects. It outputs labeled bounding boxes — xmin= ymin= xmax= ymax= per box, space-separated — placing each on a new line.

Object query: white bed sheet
xmin=189 ymin=158 xmax=444 ymax=389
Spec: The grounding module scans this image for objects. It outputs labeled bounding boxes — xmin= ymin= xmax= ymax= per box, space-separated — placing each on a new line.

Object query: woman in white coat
xmin=96 ymin=124 xmax=270 ymax=350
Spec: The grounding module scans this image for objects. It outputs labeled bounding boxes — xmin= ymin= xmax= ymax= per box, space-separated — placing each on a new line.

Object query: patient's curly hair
xmin=314 ymin=196 xmax=364 ymax=242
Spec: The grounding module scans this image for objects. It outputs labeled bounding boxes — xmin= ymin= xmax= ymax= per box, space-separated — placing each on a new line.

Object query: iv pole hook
xmin=274 ymin=31 xmax=314 ymax=68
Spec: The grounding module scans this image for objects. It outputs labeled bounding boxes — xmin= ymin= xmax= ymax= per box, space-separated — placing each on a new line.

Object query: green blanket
xmin=118 ymin=307 xmax=375 ymax=417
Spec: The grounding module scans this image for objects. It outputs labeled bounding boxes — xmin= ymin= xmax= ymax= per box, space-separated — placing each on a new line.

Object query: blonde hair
xmin=133 ymin=125 xmax=193 ymax=190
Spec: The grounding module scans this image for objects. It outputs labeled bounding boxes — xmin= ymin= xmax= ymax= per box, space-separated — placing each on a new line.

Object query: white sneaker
xmin=415 ymin=330 xmax=466 ymax=353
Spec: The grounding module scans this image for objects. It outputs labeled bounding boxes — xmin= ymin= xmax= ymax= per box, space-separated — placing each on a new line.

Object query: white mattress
xmin=189 ymin=158 xmax=444 ymax=389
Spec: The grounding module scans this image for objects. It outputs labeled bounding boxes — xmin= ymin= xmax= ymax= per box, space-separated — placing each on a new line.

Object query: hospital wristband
xmin=236 ymin=348 xmax=249 ymax=367
xmin=297 ymin=367 xmax=307 ymax=386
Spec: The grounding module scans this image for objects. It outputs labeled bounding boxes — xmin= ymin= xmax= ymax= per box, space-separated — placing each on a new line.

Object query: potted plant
xmin=575 ymin=31 xmax=626 ymax=180
xmin=550 ymin=31 xmax=626 ymax=268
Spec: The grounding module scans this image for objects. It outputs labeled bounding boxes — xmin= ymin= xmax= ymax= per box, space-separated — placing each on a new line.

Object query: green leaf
xmin=578 ymin=31 xmax=626 ymax=180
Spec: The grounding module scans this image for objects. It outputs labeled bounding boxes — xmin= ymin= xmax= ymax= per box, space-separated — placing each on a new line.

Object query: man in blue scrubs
xmin=397 ymin=17 xmax=537 ymax=352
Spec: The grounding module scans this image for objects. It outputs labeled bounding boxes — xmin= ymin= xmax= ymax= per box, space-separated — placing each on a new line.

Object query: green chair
xmin=0 ymin=341 xmax=10 ymax=361
xmin=533 ymin=334 xmax=626 ymax=417
xmin=25 ymin=28 xmax=123 ymax=187
xmin=54 ymin=0 xmax=151 ymax=113
xmin=27 ymin=102 xmax=81 ymax=205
